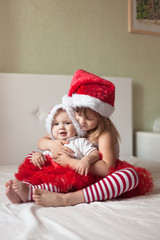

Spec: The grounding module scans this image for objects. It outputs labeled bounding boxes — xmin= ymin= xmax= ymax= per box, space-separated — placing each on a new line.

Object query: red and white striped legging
xmin=82 ymin=167 xmax=139 ymax=203
xmin=24 ymin=167 xmax=139 ymax=203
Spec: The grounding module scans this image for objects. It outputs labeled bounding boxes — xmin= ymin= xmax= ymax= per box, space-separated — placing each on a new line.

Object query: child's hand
xmin=62 ymin=146 xmax=75 ymax=158
xmin=49 ymin=140 xmax=74 ymax=158
xmin=74 ymin=159 xmax=90 ymax=176
xmin=53 ymin=151 xmax=73 ymax=167
xmin=32 ymin=152 xmax=46 ymax=169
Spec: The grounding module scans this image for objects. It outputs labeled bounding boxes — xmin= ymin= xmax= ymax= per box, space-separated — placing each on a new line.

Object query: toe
xmin=33 ymin=188 xmax=42 ymax=195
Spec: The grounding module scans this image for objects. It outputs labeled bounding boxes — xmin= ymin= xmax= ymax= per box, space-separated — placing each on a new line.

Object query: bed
xmin=0 ymin=73 xmax=160 ymax=240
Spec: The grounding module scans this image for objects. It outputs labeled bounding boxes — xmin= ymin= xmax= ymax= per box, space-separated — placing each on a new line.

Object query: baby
xmin=5 ymin=104 xmax=100 ymax=203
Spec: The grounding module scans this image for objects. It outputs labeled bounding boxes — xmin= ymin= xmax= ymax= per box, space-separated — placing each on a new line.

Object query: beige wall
xmin=0 ymin=0 xmax=160 ymax=132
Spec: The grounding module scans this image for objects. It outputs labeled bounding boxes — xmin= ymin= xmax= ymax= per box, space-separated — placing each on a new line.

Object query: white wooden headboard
xmin=0 ymin=73 xmax=132 ymax=165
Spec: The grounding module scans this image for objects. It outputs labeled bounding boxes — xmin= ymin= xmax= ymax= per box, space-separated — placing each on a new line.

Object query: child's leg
xmin=33 ymin=188 xmax=84 ymax=207
xmin=27 ymin=183 xmax=61 ymax=202
xmin=32 ymin=167 xmax=139 ymax=207
xmin=82 ymin=168 xmax=139 ymax=203
xmin=13 ymin=180 xmax=61 ymax=202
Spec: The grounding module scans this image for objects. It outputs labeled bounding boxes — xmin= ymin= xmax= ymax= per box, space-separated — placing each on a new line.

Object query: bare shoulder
xmin=98 ymin=131 xmax=117 ymax=153
xmin=98 ymin=131 xmax=116 ymax=166
xmin=98 ymin=131 xmax=113 ymax=145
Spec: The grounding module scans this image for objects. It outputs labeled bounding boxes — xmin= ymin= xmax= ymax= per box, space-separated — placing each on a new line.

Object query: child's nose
xmin=59 ymin=124 xmax=65 ymax=129
xmin=79 ymin=117 xmax=85 ymax=125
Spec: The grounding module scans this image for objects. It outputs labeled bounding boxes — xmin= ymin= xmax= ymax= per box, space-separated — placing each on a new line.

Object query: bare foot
xmin=5 ymin=180 xmax=13 ymax=188
xmin=5 ymin=180 xmax=22 ymax=203
xmin=32 ymin=188 xmax=67 ymax=207
xmin=32 ymin=188 xmax=84 ymax=207
xmin=13 ymin=179 xmax=29 ymax=203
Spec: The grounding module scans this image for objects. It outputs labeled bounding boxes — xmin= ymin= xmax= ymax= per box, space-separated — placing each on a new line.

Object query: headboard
xmin=0 ymin=73 xmax=132 ymax=165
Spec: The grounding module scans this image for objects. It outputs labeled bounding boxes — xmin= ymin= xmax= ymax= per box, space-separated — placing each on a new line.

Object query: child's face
xmin=51 ymin=110 xmax=76 ymax=140
xmin=75 ymin=108 xmax=98 ymax=132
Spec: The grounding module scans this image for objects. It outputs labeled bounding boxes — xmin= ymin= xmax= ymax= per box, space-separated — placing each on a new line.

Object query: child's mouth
xmin=60 ymin=132 xmax=67 ymax=136
xmin=81 ymin=125 xmax=87 ymax=129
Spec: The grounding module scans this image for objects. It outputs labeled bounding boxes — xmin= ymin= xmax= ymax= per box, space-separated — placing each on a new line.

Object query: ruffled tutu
xmin=112 ymin=159 xmax=153 ymax=198
xmin=15 ymin=154 xmax=153 ymax=196
xmin=15 ymin=154 xmax=102 ymax=192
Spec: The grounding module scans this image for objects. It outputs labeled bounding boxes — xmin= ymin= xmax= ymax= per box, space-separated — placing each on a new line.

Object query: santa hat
xmin=63 ymin=69 xmax=115 ymax=118
xmin=46 ymin=104 xmax=86 ymax=139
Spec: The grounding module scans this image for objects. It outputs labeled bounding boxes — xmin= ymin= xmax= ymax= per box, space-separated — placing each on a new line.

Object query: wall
xmin=0 ymin=0 xmax=160 ymax=133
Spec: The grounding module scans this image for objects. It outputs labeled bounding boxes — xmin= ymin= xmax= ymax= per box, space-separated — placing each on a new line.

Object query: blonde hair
xmin=75 ymin=107 xmax=120 ymax=143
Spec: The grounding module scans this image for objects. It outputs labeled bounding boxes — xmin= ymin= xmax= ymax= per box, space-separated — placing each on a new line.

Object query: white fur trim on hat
xmin=62 ymin=94 xmax=73 ymax=107
xmin=71 ymin=94 xmax=114 ymax=118
xmin=46 ymin=104 xmax=86 ymax=139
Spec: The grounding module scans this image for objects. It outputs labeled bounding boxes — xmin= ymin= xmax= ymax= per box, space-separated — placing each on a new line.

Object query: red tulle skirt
xmin=15 ymin=154 xmax=102 ymax=192
xmin=15 ymin=154 xmax=153 ymax=197
xmin=110 ymin=159 xmax=153 ymax=198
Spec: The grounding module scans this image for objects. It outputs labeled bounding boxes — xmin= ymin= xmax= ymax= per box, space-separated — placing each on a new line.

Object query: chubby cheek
xmin=51 ymin=127 xmax=57 ymax=136
xmin=88 ymin=121 xmax=98 ymax=130
xmin=71 ymin=127 xmax=77 ymax=136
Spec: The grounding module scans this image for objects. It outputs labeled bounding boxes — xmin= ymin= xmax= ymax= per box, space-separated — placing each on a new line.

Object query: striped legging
xmin=24 ymin=167 xmax=139 ymax=203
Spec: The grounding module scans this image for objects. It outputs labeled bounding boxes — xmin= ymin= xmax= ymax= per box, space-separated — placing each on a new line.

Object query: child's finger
xmin=85 ymin=168 xmax=88 ymax=176
xmin=40 ymin=157 xmax=45 ymax=165
xmin=33 ymin=159 xmax=42 ymax=169
xmin=63 ymin=146 xmax=74 ymax=154
xmin=78 ymin=168 xmax=84 ymax=176
xmin=62 ymin=149 xmax=74 ymax=157
xmin=32 ymin=160 xmax=36 ymax=166
xmin=42 ymin=155 xmax=47 ymax=162
xmin=61 ymin=140 xmax=70 ymax=145
xmin=36 ymin=162 xmax=42 ymax=169
xmin=74 ymin=166 xmax=79 ymax=173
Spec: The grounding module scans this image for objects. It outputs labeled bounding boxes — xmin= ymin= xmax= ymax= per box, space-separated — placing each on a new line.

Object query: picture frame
xmin=128 ymin=0 xmax=160 ymax=36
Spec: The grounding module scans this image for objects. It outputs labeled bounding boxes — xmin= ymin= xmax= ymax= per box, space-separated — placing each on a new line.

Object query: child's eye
xmin=87 ymin=118 xmax=94 ymax=121
xmin=53 ymin=123 xmax=59 ymax=126
xmin=65 ymin=122 xmax=71 ymax=125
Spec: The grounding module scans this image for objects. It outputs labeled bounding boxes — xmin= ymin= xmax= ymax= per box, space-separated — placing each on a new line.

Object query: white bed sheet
xmin=0 ymin=156 xmax=160 ymax=240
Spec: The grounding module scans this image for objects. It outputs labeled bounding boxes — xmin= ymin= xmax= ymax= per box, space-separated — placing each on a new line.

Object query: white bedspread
xmin=0 ymin=157 xmax=160 ymax=240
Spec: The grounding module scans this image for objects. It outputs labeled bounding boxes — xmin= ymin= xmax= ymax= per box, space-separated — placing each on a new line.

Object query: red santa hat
xmin=46 ymin=104 xmax=86 ymax=139
xmin=63 ymin=69 xmax=115 ymax=118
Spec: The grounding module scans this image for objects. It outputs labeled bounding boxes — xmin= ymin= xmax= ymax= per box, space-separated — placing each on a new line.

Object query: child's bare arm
xmin=38 ymin=134 xmax=60 ymax=157
xmin=74 ymin=150 xmax=100 ymax=176
xmin=54 ymin=149 xmax=99 ymax=176
xmin=53 ymin=151 xmax=79 ymax=168
xmin=87 ymin=132 xmax=117 ymax=177
xmin=38 ymin=134 xmax=74 ymax=158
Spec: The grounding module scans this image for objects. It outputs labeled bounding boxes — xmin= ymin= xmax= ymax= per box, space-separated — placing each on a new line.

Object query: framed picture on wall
xmin=128 ymin=0 xmax=160 ymax=36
